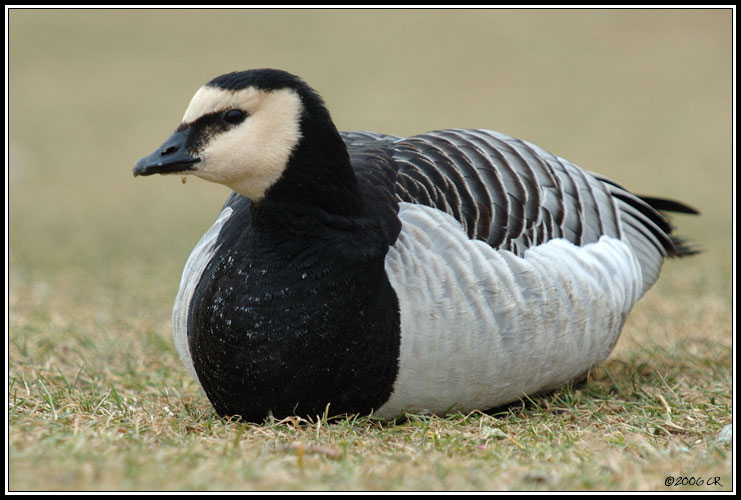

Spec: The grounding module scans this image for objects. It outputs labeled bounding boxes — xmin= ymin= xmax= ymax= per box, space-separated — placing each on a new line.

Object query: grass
xmin=8 ymin=284 xmax=733 ymax=491
xmin=7 ymin=7 xmax=733 ymax=492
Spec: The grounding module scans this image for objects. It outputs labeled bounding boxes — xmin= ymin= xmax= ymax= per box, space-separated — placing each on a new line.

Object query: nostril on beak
xmin=161 ymin=146 xmax=178 ymax=156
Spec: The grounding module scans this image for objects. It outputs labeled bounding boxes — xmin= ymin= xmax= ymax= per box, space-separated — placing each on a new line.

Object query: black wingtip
xmin=637 ymin=195 xmax=700 ymax=215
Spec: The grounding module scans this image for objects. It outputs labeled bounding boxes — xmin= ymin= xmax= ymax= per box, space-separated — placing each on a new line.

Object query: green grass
xmin=8 ymin=8 xmax=733 ymax=491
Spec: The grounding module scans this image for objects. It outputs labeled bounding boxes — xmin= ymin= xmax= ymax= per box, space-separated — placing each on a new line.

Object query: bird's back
xmin=344 ymin=128 xmax=697 ymax=293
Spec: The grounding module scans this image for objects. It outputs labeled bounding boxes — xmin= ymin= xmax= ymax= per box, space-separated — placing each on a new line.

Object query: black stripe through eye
xmin=183 ymin=109 xmax=248 ymax=152
xmin=223 ymin=109 xmax=246 ymax=124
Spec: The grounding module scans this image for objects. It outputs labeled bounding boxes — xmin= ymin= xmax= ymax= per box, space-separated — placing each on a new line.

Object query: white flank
xmin=376 ymin=203 xmax=643 ymax=419
xmin=172 ymin=206 xmax=233 ymax=389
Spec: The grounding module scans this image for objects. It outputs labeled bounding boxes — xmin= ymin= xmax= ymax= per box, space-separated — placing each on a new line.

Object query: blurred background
xmin=8 ymin=9 xmax=733 ymax=491
xmin=9 ymin=7 xmax=732 ymax=351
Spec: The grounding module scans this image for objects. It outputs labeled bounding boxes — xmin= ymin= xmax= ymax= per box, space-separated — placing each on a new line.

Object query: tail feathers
xmin=593 ymin=172 xmax=700 ymax=294
xmin=594 ymin=169 xmax=700 ymax=258
xmin=612 ymin=193 xmax=699 ymax=295
xmin=636 ymin=195 xmax=702 ymax=257
xmin=668 ymin=235 xmax=702 ymax=257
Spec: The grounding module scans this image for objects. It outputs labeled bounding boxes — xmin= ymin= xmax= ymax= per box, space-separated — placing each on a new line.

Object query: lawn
xmin=8 ymin=8 xmax=733 ymax=491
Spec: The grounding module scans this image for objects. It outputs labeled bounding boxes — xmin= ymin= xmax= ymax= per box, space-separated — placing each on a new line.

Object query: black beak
xmin=133 ymin=128 xmax=200 ymax=177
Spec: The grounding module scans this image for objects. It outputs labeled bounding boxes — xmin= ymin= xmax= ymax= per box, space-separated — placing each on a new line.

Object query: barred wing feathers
xmin=342 ymin=128 xmax=695 ymax=295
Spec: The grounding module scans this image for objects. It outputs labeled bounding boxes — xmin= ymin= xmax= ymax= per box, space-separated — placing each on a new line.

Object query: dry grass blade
xmin=276 ymin=441 xmax=343 ymax=460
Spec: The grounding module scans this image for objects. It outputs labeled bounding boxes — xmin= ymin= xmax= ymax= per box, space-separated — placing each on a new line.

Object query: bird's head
xmin=133 ymin=69 xmax=349 ymax=203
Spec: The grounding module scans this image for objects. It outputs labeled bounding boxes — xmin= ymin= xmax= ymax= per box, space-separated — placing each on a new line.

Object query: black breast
xmin=187 ymin=193 xmax=402 ymax=421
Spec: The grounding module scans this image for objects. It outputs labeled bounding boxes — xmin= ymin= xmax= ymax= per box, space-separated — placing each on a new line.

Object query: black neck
xmin=260 ymin=106 xmax=364 ymax=217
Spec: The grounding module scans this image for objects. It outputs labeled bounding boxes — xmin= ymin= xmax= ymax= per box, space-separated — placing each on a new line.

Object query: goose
xmin=133 ymin=68 xmax=698 ymax=422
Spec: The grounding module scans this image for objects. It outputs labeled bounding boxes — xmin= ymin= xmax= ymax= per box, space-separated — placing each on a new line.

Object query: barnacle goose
xmin=134 ymin=68 xmax=698 ymax=422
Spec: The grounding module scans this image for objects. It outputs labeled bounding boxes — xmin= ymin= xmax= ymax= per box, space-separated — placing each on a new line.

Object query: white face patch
xmin=181 ymin=86 xmax=303 ymax=200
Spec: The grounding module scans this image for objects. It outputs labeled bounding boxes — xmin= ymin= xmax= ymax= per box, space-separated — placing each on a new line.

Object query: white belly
xmin=376 ymin=203 xmax=643 ymax=419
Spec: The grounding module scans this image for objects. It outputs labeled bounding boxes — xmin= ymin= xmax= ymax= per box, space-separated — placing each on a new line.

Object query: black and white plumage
xmin=134 ymin=69 xmax=698 ymax=422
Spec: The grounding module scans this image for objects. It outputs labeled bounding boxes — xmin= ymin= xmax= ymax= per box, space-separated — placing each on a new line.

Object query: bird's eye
xmin=223 ymin=109 xmax=246 ymax=124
